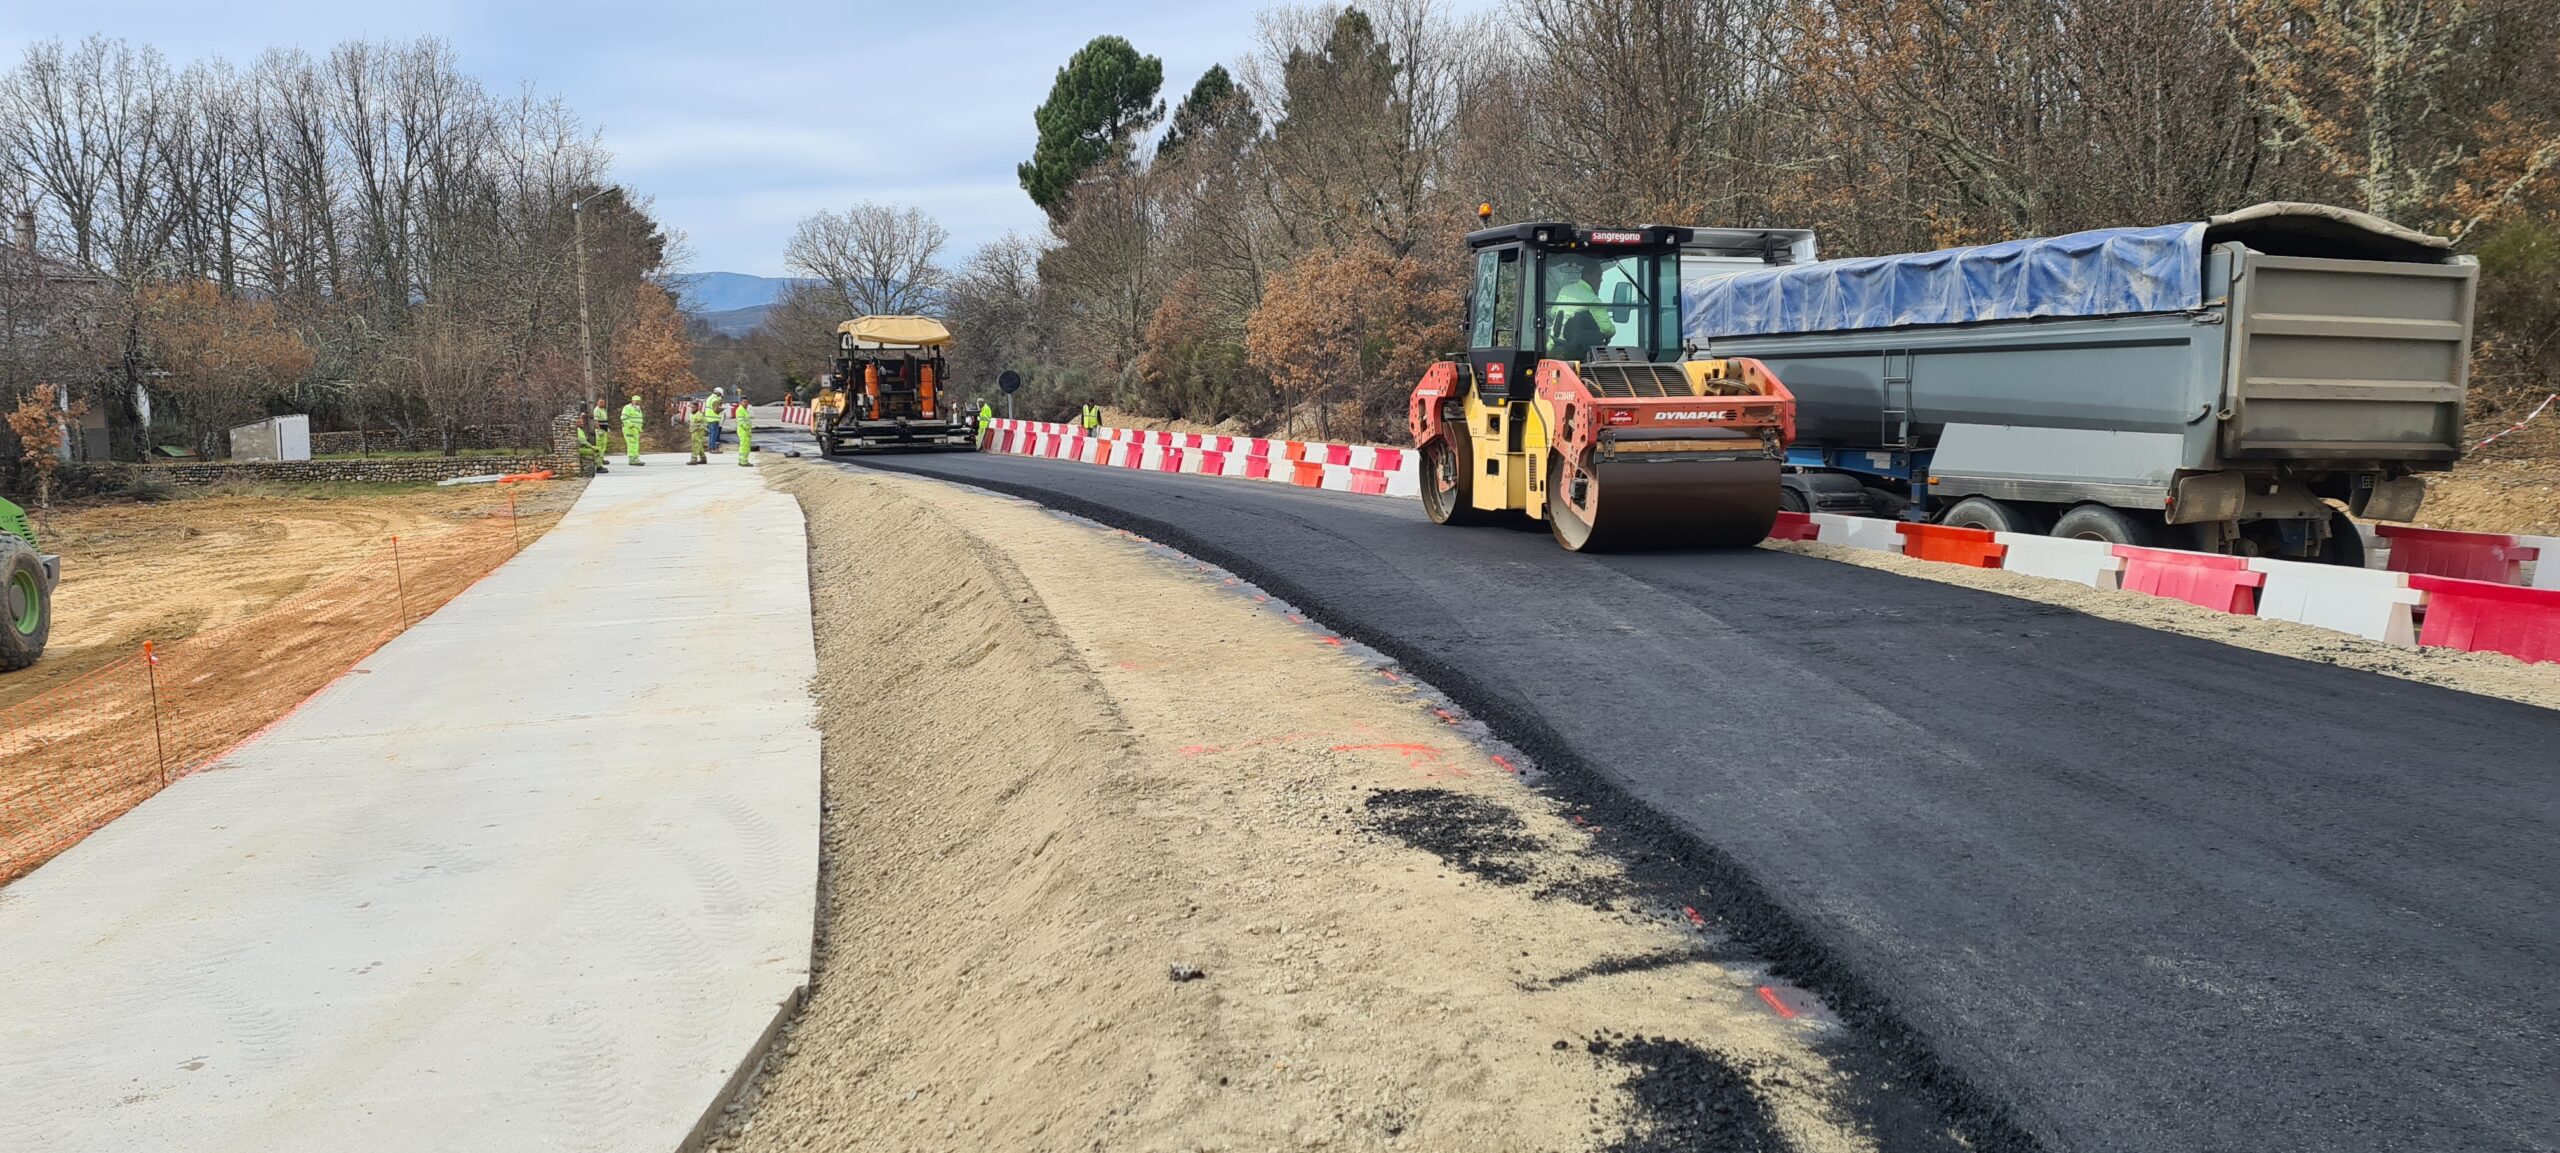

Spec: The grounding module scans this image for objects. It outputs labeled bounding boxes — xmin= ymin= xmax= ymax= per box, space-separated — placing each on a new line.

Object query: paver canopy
xmin=838 ymin=316 xmax=951 ymax=348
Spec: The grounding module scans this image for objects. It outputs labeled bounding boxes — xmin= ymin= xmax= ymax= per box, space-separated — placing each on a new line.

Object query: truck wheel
xmin=1940 ymin=496 xmax=2045 ymax=535
xmin=2051 ymin=504 xmax=2155 ymax=548
xmin=1421 ymin=438 xmax=1495 ymax=527
xmin=2319 ymin=509 xmax=2368 ymax=568
xmin=1778 ymin=486 xmax=1811 ymax=514
xmin=0 ymin=540 xmax=49 ymax=672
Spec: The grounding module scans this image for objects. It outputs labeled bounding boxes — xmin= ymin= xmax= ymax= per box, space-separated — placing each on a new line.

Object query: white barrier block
xmin=2523 ymin=535 xmax=2559 ymax=590
xmin=1994 ymin=533 xmax=2124 ymax=591
xmin=1386 ymin=458 xmax=1422 ymax=498
xmin=1141 ymin=444 xmax=1166 ymax=471
xmin=2248 ymin=557 xmax=2424 ymax=646
xmin=1319 ymin=463 xmax=1354 ymax=492
xmin=1812 ymin=513 xmax=1903 ymax=553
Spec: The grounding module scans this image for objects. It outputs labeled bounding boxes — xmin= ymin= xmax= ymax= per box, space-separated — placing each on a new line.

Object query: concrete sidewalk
xmin=0 ymin=454 xmax=819 ymax=1153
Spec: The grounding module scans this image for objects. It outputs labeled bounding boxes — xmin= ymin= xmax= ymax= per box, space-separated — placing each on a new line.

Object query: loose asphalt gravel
xmin=821 ymin=446 xmax=2557 ymax=1153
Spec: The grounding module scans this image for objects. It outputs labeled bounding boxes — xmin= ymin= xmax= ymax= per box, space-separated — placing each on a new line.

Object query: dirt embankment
xmin=0 ymin=480 xmax=585 ymax=710
xmin=736 ymin=462 xmax=1957 ymax=1153
xmin=2411 ymin=452 xmax=2560 ymax=536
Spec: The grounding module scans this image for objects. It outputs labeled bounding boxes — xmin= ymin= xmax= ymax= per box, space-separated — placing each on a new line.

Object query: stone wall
xmin=121 ymin=454 xmax=569 ymax=488
xmin=307 ymin=423 xmax=546 ymax=456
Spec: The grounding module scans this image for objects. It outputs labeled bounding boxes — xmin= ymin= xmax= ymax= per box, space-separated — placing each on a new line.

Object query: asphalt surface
xmin=812 ymin=444 xmax=2558 ymax=1153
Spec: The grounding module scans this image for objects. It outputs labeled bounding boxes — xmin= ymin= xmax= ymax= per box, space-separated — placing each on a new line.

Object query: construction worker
xmin=735 ymin=394 xmax=754 ymax=467
xmin=687 ymin=396 xmax=711 ymax=464
xmin=1080 ymin=403 xmax=1102 ymax=433
xmin=579 ymin=420 xmax=610 ymax=474
xmin=1546 ymin=255 xmax=1619 ymax=362
xmin=705 ymin=387 xmax=727 ymax=453
xmin=620 ymin=395 xmax=647 ymax=466
xmin=977 ymin=398 xmax=995 ymax=448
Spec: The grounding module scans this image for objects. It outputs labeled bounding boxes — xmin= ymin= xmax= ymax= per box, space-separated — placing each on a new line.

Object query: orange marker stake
xmin=142 ymin=641 xmax=168 ymax=787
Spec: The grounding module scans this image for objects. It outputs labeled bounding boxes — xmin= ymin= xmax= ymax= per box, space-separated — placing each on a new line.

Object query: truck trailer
xmin=1680 ymin=202 xmax=2476 ymax=563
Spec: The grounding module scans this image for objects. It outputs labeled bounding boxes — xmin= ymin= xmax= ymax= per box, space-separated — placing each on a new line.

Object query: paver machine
xmin=1410 ymin=216 xmax=1803 ymax=551
xmin=811 ymin=315 xmax=977 ymax=455
xmin=0 ymin=496 xmax=58 ymax=671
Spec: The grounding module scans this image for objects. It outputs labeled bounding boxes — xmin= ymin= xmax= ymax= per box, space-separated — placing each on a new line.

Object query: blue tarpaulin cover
xmin=1682 ymin=222 xmax=2207 ymax=340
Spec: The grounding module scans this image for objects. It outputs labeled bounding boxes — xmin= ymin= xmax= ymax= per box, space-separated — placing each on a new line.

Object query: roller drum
xmin=1548 ymin=457 xmax=1780 ymax=552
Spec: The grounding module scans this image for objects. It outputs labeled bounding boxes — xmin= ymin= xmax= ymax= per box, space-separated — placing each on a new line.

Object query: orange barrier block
xmin=1896 ymin=522 xmax=2006 ymax=567
xmin=2408 ymin=575 xmax=2560 ymax=664
xmin=2114 ymin=546 xmax=2265 ymax=614
xmin=1290 ymin=460 xmax=1325 ymax=487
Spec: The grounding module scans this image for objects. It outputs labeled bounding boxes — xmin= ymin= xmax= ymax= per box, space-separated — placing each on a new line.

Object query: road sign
xmin=997 ymin=370 xmax=1023 ymax=395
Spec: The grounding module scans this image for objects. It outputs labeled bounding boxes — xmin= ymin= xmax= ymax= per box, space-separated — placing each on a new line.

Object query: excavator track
xmin=1547 ymin=457 xmax=1780 ymax=552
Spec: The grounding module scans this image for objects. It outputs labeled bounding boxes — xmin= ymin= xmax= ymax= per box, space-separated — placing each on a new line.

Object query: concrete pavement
xmin=0 ymin=453 xmax=819 ymax=1153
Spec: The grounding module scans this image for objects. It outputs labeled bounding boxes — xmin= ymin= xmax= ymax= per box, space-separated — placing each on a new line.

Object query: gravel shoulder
xmin=731 ymin=461 xmax=1959 ymax=1153
xmin=1762 ymin=538 xmax=2560 ymax=711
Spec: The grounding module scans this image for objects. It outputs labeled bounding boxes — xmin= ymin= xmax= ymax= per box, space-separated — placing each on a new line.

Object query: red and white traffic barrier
xmin=980 ymin=419 xmax=1421 ymax=500
xmin=2249 ymin=559 xmax=2426 ymax=646
xmin=777 ymin=401 xmax=813 ymax=429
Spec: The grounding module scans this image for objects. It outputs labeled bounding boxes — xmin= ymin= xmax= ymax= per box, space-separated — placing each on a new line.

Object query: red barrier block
xmin=1769 ymin=511 xmax=1820 ymax=542
xmin=1349 ymin=468 xmax=1390 ymax=495
xmin=1289 ymin=460 xmax=1325 ymax=487
xmin=1322 ymin=443 xmax=1353 ymax=466
xmin=2408 ymin=575 xmax=2560 ymax=663
xmin=1371 ymin=447 xmax=1406 ymax=472
xmin=1240 ymin=455 xmax=1270 ymax=480
xmin=2378 ymin=524 xmax=2538 ymax=585
xmin=2113 ymin=546 xmax=2265 ymax=614
xmin=1116 ymin=443 xmax=1145 ymax=468
xmin=1159 ymin=448 xmax=1186 ymax=473
xmin=1201 ymin=449 xmax=1228 ymax=475
xmin=1896 ymin=522 xmax=2006 ymax=567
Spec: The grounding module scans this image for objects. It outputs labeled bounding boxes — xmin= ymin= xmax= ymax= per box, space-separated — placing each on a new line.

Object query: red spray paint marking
xmin=1489 ymin=753 xmax=1518 ymax=773
xmin=1682 ymin=906 xmax=1706 ymax=928
xmin=1379 ymin=670 xmax=1401 ymax=682
xmin=1756 ymin=985 xmax=1799 ymax=1020
xmin=1320 ymin=636 xmax=1343 ymax=647
xmin=1434 ymin=708 xmax=1460 ymax=725
xmin=1286 ymin=613 xmax=1306 ymax=624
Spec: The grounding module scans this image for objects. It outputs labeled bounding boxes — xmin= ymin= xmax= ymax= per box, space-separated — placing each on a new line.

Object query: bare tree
xmin=783 ymin=202 xmax=951 ymax=316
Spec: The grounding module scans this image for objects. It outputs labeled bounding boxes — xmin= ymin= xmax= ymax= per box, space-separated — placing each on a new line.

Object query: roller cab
xmin=1409 ymin=220 xmax=1796 ymax=551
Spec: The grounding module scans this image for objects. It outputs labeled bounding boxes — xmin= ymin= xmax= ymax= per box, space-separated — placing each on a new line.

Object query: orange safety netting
xmin=0 ymin=513 xmax=524 ymax=885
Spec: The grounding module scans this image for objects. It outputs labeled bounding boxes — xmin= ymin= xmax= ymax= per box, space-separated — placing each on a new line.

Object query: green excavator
xmin=1 ymin=496 xmax=57 ymax=671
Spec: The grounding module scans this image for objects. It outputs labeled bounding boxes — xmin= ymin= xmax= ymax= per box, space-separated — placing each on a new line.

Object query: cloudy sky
xmin=1 ymin=0 xmax=1454 ymax=276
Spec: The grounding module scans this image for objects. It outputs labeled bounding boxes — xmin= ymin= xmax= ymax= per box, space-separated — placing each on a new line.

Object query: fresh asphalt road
xmin=823 ymin=447 xmax=2555 ymax=1153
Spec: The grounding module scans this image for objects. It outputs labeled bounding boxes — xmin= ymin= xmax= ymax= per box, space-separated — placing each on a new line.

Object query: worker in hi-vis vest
xmin=735 ymin=395 xmax=754 ymax=466
xmin=1080 ymin=403 xmax=1101 ymax=432
xmin=977 ymin=399 xmax=995 ymax=448
xmin=620 ymin=395 xmax=647 ymax=466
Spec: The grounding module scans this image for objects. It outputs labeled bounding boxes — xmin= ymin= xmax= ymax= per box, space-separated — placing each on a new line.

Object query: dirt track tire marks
xmin=837 ymin=451 xmax=2560 ymax=1153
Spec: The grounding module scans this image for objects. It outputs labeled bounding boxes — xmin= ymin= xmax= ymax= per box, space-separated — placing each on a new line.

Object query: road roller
xmin=1408 ymin=218 xmax=1797 ymax=551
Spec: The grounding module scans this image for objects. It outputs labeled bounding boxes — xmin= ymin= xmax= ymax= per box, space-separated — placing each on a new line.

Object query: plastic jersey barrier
xmin=2114 ymin=546 xmax=2266 ymax=614
xmin=1896 ymin=522 xmax=2007 ymax=568
xmin=2407 ymin=576 xmax=2560 ymax=664
xmin=2376 ymin=524 xmax=2540 ymax=586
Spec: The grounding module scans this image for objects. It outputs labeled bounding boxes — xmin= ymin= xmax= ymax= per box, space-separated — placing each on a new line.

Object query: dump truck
xmin=1 ymin=496 xmax=58 ymax=671
xmin=1681 ymin=202 xmax=2477 ymax=564
xmin=1410 ymin=216 xmax=1801 ymax=551
xmin=810 ymin=315 xmax=977 ymax=455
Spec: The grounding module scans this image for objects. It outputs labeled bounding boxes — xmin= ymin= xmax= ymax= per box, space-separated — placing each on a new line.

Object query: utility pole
xmin=570 ymin=192 xmax=601 ymax=399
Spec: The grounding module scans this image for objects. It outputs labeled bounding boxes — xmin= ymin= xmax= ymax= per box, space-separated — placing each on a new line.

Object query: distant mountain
xmin=695 ymin=304 xmax=776 ymax=339
xmin=669 ymin=272 xmax=812 ymax=316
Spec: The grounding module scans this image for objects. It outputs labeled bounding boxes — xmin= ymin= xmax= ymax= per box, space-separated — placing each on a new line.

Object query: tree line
xmin=803 ymin=0 xmax=2560 ymax=444
xmin=0 ymin=35 xmax=701 ymax=466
